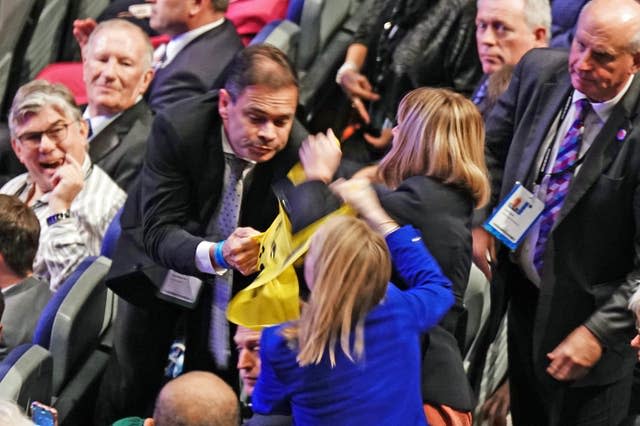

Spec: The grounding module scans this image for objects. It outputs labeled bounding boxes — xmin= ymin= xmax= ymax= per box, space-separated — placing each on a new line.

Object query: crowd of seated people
xmin=1 ymin=0 xmax=640 ymax=425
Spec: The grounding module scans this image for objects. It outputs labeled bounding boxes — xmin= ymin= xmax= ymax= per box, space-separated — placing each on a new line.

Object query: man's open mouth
xmin=40 ymin=159 xmax=64 ymax=169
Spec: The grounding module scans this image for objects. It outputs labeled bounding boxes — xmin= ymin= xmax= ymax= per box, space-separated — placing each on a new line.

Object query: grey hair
xmin=0 ymin=400 xmax=35 ymax=426
xmin=629 ymin=288 xmax=640 ymax=317
xmin=477 ymin=0 xmax=551 ymax=42
xmin=626 ymin=13 xmax=640 ymax=54
xmin=87 ymin=19 xmax=154 ymax=70
xmin=522 ymin=0 xmax=551 ymax=41
xmin=8 ymin=80 xmax=82 ymax=138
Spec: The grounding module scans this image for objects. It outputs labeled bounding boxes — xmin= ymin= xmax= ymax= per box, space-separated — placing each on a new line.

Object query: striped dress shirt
xmin=1 ymin=157 xmax=126 ymax=290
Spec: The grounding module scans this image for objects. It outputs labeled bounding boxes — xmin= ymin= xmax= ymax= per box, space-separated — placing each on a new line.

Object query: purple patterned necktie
xmin=472 ymin=78 xmax=489 ymax=106
xmin=533 ymin=99 xmax=590 ymax=275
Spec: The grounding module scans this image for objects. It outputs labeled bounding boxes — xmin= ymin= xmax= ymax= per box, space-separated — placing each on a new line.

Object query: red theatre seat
xmin=36 ymin=62 xmax=86 ymax=105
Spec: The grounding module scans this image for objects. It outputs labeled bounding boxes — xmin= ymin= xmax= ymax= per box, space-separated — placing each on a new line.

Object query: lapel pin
xmin=616 ymin=128 xmax=627 ymax=142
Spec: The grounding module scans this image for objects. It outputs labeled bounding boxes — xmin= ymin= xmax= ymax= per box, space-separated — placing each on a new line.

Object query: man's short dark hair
xmin=0 ymin=195 xmax=40 ymax=277
xmin=224 ymin=44 xmax=298 ymax=101
xmin=212 ymin=0 xmax=229 ymax=12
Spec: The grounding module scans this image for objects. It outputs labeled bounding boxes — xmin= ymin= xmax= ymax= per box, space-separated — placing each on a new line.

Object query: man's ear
xmin=218 ymin=89 xmax=232 ymax=121
xmin=143 ymin=418 xmax=154 ymax=426
xmin=632 ymin=51 xmax=640 ymax=74
xmin=78 ymin=117 xmax=89 ymax=138
xmin=188 ymin=0 xmax=205 ymax=17
xmin=533 ymin=27 xmax=548 ymax=48
xmin=140 ymin=68 xmax=155 ymax=94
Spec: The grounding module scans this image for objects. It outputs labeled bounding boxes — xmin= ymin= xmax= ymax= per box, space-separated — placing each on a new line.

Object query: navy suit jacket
xmin=147 ymin=20 xmax=243 ymax=113
xmin=485 ymin=48 xmax=640 ymax=389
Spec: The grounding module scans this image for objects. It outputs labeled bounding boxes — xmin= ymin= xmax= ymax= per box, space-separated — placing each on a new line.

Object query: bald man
xmin=146 ymin=371 xmax=239 ymax=426
xmin=478 ymin=0 xmax=640 ymax=423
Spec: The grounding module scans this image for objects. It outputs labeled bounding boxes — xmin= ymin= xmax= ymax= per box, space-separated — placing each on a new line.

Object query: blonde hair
xmin=283 ymin=216 xmax=391 ymax=367
xmin=377 ymin=88 xmax=490 ymax=208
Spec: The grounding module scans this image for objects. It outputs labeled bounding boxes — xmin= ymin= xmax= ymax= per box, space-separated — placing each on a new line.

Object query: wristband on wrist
xmin=46 ymin=210 xmax=71 ymax=226
xmin=335 ymin=61 xmax=358 ymax=84
xmin=214 ymin=240 xmax=230 ymax=269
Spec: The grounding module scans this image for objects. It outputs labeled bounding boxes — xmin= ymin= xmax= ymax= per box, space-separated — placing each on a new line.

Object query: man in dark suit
xmin=146 ymin=0 xmax=243 ymax=112
xmin=139 ymin=43 xmax=309 ymax=372
xmin=83 ymin=19 xmax=154 ymax=191
xmin=469 ymin=2 xmax=550 ymax=422
xmin=475 ymin=0 xmax=640 ymax=424
xmin=97 ymin=44 xmax=308 ymax=423
xmin=0 ymin=195 xmax=51 ymax=360
xmin=73 ymin=0 xmax=242 ymax=114
xmin=472 ymin=0 xmax=550 ymax=122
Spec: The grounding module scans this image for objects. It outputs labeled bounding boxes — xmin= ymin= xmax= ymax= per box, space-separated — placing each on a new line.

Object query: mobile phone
xmin=31 ymin=401 xmax=58 ymax=426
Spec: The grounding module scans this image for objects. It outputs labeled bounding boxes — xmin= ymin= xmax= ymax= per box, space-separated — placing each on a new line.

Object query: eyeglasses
xmin=16 ymin=120 xmax=79 ymax=148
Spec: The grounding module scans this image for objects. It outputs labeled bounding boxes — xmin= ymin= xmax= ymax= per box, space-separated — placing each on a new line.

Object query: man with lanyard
xmin=475 ymin=0 xmax=640 ymax=423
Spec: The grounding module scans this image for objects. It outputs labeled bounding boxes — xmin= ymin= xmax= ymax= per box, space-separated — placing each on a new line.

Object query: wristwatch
xmin=46 ymin=210 xmax=71 ymax=226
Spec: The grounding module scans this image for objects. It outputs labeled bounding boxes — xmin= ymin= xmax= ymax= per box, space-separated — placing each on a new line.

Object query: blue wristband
xmin=214 ymin=240 xmax=230 ymax=269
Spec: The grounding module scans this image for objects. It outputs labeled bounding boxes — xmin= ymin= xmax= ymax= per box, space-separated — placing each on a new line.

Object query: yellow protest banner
xmin=226 ymin=201 xmax=353 ymax=330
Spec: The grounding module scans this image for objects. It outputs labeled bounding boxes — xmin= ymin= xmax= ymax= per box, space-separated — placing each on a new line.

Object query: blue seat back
xmin=33 ymin=257 xmax=96 ymax=348
xmin=101 ymin=207 xmax=123 ymax=258
xmin=0 ymin=344 xmax=32 ymax=381
xmin=32 ymin=256 xmax=111 ymax=394
xmin=286 ymin=0 xmax=305 ymax=23
xmin=0 ymin=343 xmax=53 ymax=409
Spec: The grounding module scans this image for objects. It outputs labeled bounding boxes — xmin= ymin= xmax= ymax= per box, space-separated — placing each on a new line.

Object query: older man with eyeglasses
xmin=1 ymin=80 xmax=125 ymax=291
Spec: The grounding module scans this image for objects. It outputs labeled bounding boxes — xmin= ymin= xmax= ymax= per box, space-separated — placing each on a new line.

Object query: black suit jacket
xmin=88 ymin=100 xmax=152 ymax=192
xmin=107 ymin=91 xmax=305 ymax=370
xmin=485 ymin=48 xmax=640 ymax=389
xmin=147 ymin=20 xmax=243 ymax=113
xmin=377 ymin=176 xmax=475 ymax=411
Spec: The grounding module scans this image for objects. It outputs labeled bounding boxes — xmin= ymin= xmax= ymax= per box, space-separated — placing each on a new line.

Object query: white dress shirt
xmin=517 ymin=75 xmax=635 ymax=285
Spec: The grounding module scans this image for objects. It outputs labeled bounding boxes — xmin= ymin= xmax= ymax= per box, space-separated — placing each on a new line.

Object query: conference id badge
xmin=483 ymin=183 xmax=544 ymax=250
xmin=157 ymin=270 xmax=203 ymax=309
